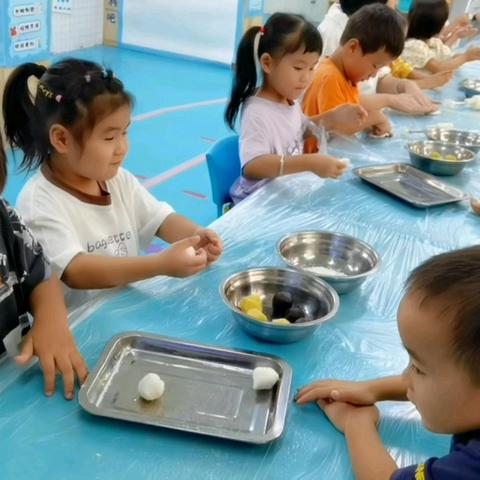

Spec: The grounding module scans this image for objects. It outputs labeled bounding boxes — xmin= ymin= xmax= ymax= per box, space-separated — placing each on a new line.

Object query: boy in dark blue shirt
xmin=296 ymin=246 xmax=480 ymax=479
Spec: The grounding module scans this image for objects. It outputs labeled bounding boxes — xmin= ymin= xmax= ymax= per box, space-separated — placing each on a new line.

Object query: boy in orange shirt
xmin=303 ymin=4 xmax=405 ymax=151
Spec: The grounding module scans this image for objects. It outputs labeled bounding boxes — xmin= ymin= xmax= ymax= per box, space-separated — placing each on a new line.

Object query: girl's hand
xmin=296 ymin=379 xmax=378 ymax=406
xmin=310 ymin=155 xmax=348 ymax=179
xmin=15 ymin=323 xmax=88 ymax=400
xmin=194 ymin=228 xmax=224 ymax=263
xmin=159 ymin=235 xmax=208 ymax=277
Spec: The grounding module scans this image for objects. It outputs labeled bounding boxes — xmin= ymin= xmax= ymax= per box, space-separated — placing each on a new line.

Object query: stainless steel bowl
xmin=461 ymin=79 xmax=480 ymax=98
xmin=277 ymin=232 xmax=380 ymax=294
xmin=407 ymin=141 xmax=476 ymax=176
xmin=220 ymin=267 xmax=339 ymax=343
xmin=424 ymin=128 xmax=480 ymax=154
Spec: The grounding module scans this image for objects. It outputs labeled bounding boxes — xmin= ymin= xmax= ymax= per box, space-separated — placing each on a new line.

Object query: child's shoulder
xmin=392 ymin=430 xmax=480 ymax=480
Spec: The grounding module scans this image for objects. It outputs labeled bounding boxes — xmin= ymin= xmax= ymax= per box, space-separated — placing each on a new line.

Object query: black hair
xmin=3 ymin=58 xmax=134 ymax=172
xmin=339 ymin=0 xmax=388 ymax=17
xmin=406 ymin=245 xmax=480 ymax=385
xmin=340 ymin=3 xmax=405 ymax=58
xmin=407 ymin=0 xmax=449 ymax=40
xmin=0 ymin=135 xmax=6 ymax=193
xmin=225 ymin=13 xmax=322 ymax=130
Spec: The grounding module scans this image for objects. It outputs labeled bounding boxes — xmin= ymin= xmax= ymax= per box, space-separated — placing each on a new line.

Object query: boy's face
xmin=262 ymin=47 xmax=320 ymax=100
xmin=398 ymin=292 xmax=480 ymax=434
xmin=343 ymin=40 xmax=394 ymax=85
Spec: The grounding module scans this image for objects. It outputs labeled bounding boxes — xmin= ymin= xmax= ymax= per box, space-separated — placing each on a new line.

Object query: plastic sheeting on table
xmin=2 ymin=60 xmax=480 ymax=480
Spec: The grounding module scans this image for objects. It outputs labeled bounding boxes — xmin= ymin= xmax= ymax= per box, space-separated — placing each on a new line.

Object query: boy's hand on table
xmin=317 ymin=398 xmax=379 ymax=434
xmin=295 ymin=379 xmax=378 ymax=406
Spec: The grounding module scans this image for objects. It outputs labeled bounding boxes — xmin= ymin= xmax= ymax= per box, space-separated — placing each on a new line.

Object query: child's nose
xmin=115 ymin=136 xmax=128 ymax=155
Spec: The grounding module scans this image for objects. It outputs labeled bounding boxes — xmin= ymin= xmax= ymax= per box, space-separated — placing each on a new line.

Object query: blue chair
xmin=206 ymin=135 xmax=241 ymax=217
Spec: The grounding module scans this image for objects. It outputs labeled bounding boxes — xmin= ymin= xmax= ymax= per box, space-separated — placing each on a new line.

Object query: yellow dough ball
xmin=272 ymin=318 xmax=291 ymax=325
xmin=430 ymin=151 xmax=442 ymax=160
xmin=444 ymin=154 xmax=457 ymax=161
xmin=246 ymin=308 xmax=268 ymax=322
xmin=240 ymin=294 xmax=263 ymax=313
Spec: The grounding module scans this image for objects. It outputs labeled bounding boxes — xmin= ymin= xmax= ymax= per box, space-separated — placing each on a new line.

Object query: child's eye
xmin=294 ymin=67 xmax=303 ymax=71
xmin=104 ymin=137 xmax=114 ymax=141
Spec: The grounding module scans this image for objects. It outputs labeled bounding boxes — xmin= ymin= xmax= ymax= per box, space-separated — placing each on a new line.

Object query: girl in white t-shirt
xmin=225 ymin=13 xmax=368 ymax=204
xmin=401 ymin=0 xmax=480 ymax=72
xmin=4 ymin=59 xmax=223 ymax=308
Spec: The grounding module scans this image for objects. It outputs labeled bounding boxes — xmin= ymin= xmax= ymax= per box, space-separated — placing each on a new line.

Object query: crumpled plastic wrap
xmin=3 ymin=62 xmax=480 ymax=479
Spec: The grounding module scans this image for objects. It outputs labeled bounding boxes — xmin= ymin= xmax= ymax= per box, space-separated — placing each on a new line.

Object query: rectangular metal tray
xmin=353 ymin=163 xmax=468 ymax=207
xmin=79 ymin=332 xmax=292 ymax=444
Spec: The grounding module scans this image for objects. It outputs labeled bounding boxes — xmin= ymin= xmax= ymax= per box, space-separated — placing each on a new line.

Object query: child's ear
xmin=346 ymin=39 xmax=362 ymax=55
xmin=260 ymin=53 xmax=274 ymax=74
xmin=49 ymin=124 xmax=71 ymax=154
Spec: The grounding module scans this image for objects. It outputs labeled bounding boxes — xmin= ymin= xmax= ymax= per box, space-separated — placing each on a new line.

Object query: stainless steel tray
xmin=79 ymin=332 xmax=292 ymax=444
xmin=353 ymin=163 xmax=468 ymax=207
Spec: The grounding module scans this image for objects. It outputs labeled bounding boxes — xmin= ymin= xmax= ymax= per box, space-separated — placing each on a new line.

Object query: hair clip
xmin=55 ymin=94 xmax=63 ymax=103
xmin=85 ymin=74 xmax=91 ymax=83
xmin=259 ymin=26 xmax=266 ymax=34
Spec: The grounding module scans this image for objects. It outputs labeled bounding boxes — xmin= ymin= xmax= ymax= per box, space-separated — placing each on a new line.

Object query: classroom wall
xmin=51 ymin=0 xmax=103 ymax=53
xmin=120 ymin=0 xmax=240 ymax=64
xmin=264 ymin=0 xmax=329 ymax=24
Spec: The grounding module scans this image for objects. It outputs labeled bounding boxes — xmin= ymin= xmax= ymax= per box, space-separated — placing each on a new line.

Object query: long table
xmin=2 ymin=61 xmax=480 ymax=480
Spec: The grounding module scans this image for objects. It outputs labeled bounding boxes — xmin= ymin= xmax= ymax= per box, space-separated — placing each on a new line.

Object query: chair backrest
xmin=206 ymin=135 xmax=241 ymax=216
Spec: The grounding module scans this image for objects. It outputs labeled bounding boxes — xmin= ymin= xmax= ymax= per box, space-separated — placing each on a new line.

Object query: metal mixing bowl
xmin=424 ymin=128 xmax=480 ymax=154
xmin=220 ymin=267 xmax=339 ymax=343
xmin=461 ymin=79 xmax=480 ymax=98
xmin=277 ymin=231 xmax=380 ymax=294
xmin=407 ymin=141 xmax=476 ymax=176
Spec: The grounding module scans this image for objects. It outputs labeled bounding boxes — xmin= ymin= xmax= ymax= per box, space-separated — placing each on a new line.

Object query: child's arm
xmin=295 ymin=375 xmax=408 ymax=405
xmin=309 ymin=103 xmax=368 ymax=134
xmin=243 ymin=153 xmax=348 ymax=180
xmin=15 ymin=273 xmax=88 ymax=399
xmin=409 ymin=70 xmax=453 ymax=90
xmin=373 ymin=76 xmax=438 ymax=113
xmin=155 ymin=213 xmax=223 ymax=264
xmin=318 ymin=400 xmax=398 ymax=480
xmin=426 ymin=46 xmax=480 ymax=73
xmin=62 ymin=235 xmax=209 ymax=289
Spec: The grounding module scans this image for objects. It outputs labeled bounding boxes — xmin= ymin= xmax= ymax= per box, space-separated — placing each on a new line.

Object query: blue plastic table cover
xmin=2 ymin=62 xmax=480 ymax=480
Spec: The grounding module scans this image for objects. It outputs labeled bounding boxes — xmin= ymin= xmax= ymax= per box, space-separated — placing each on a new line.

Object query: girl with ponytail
xmin=4 ymin=58 xmax=223 ymax=308
xmin=225 ymin=12 xmax=367 ymax=204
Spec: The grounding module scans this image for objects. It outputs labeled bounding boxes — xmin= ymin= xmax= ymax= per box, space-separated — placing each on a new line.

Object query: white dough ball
xmin=253 ymin=367 xmax=279 ymax=390
xmin=138 ymin=373 xmax=165 ymax=401
xmin=185 ymin=246 xmax=196 ymax=257
xmin=341 ymin=158 xmax=351 ymax=168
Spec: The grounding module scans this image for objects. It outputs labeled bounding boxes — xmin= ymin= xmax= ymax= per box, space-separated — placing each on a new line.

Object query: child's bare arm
xmin=426 ymin=47 xmax=480 ymax=73
xmin=62 ymin=236 xmax=209 ymax=288
xmin=243 ymin=153 xmax=347 ymax=180
xmin=15 ymin=273 xmax=88 ymax=399
xmin=309 ymin=104 xmax=368 ymax=133
xmin=315 ymin=400 xmax=398 ymax=480
xmin=344 ymin=408 xmax=398 ymax=480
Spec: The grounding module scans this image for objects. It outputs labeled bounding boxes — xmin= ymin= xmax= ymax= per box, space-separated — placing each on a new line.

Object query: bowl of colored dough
xmin=220 ymin=267 xmax=339 ymax=343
